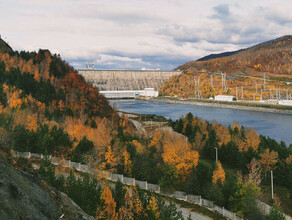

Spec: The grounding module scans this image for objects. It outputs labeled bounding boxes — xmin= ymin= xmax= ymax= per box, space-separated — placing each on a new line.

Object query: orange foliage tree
xmin=212 ymin=161 xmax=226 ymax=184
xmin=122 ymin=150 xmax=132 ymax=176
xmin=97 ymin=185 xmax=117 ymax=220
xmin=26 ymin=113 xmax=38 ymax=132
xmin=162 ymin=134 xmax=199 ymax=182
xmin=147 ymin=195 xmax=160 ymax=219
xmin=259 ymin=149 xmax=278 ymax=171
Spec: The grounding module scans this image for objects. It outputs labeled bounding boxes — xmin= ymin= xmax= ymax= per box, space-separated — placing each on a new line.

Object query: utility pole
xmin=263 ymin=73 xmax=266 ymax=91
xmin=270 ymin=88 xmax=272 ymax=99
xmin=236 ymin=86 xmax=238 ymax=100
xmin=261 ymin=88 xmax=263 ymax=100
xmin=242 ymin=86 xmax=244 ymax=100
xmin=221 ymin=72 xmax=228 ymax=90
xmin=271 ymin=170 xmax=274 ymax=200
xmin=287 ymin=90 xmax=289 ymax=100
xmin=215 ymin=147 xmax=218 ymax=163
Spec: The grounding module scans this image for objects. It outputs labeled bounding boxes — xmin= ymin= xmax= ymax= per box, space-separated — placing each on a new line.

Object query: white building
xmin=278 ymin=100 xmax=292 ymax=106
xmin=214 ymin=95 xmax=235 ymax=102
xmin=100 ymin=88 xmax=158 ymax=99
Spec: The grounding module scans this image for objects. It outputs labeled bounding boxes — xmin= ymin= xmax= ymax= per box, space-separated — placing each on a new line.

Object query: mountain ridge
xmin=180 ymin=35 xmax=292 ymax=75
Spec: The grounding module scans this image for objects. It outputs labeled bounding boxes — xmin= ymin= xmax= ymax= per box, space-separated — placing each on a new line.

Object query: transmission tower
xmin=263 ymin=73 xmax=266 ymax=91
xmin=221 ymin=72 xmax=228 ymax=90
xmin=86 ymin=62 xmax=95 ymax=69
xmin=194 ymin=77 xmax=201 ymax=99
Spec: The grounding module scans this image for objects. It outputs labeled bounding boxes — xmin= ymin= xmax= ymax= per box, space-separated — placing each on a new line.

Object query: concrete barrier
xmin=12 ymin=151 xmax=253 ymax=220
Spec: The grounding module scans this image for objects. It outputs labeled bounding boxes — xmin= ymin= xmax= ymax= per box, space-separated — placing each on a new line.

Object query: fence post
xmin=223 ymin=207 xmax=225 ymax=217
xmin=69 ymin=160 xmax=71 ymax=168
xmin=185 ymin=194 xmax=188 ymax=201
xmin=133 ymin=178 xmax=135 ymax=186
xmin=28 ymin=152 xmax=31 ymax=158
xmin=158 ymin=185 xmax=160 ymax=194
xmin=41 ymin=154 xmax=43 ymax=159
xmin=78 ymin=163 xmax=81 ymax=171
xmin=233 ymin=212 xmax=236 ymax=220
xmin=145 ymin=181 xmax=148 ymax=190
xmin=199 ymin=196 xmax=202 ymax=205
xmin=121 ymin=175 xmax=124 ymax=183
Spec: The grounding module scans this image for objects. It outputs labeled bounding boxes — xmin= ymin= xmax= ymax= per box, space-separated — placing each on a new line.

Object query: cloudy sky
xmin=0 ymin=0 xmax=291 ymax=70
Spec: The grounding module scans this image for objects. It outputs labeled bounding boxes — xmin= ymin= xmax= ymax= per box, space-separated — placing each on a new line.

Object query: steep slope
xmin=0 ymin=155 xmax=93 ymax=219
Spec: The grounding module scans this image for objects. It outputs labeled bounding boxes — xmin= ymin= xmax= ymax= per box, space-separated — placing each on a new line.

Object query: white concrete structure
xmin=100 ymin=88 xmax=158 ymax=99
xmin=78 ymin=69 xmax=181 ymax=91
xmin=279 ymin=100 xmax=292 ymax=106
xmin=214 ymin=95 xmax=235 ymax=102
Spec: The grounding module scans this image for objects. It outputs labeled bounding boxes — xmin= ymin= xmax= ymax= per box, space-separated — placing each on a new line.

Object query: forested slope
xmin=161 ymin=36 xmax=292 ymax=98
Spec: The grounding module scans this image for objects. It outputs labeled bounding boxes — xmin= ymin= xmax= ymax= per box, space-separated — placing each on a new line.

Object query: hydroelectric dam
xmin=78 ymin=69 xmax=181 ymax=98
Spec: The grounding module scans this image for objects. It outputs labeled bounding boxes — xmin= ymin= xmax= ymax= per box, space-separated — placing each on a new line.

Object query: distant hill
xmin=0 ymin=38 xmax=13 ymax=53
xmin=179 ymin=35 xmax=292 ymax=75
xmin=197 ymin=49 xmax=243 ymax=61
xmin=161 ymin=35 xmax=292 ymax=98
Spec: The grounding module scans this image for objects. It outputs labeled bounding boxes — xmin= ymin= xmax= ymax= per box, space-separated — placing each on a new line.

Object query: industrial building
xmin=99 ymin=88 xmax=158 ymax=99
xmin=214 ymin=95 xmax=235 ymax=102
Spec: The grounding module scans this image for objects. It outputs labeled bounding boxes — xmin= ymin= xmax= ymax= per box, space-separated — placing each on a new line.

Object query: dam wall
xmin=78 ymin=69 xmax=181 ymax=91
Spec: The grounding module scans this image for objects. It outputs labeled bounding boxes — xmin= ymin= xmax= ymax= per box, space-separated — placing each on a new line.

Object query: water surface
xmin=110 ymin=99 xmax=292 ymax=146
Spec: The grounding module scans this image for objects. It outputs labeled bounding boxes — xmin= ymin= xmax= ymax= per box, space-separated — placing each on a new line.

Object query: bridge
xmin=77 ymin=69 xmax=181 ymax=91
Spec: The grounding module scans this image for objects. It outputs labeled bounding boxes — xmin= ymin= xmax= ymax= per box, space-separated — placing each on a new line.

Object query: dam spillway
xmin=77 ymin=69 xmax=181 ymax=91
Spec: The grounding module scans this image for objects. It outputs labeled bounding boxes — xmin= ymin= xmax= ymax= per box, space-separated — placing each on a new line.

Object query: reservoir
xmin=110 ymin=99 xmax=292 ymax=146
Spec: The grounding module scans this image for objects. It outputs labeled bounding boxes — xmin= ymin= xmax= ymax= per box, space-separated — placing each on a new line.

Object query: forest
xmin=161 ymin=36 xmax=292 ymax=99
xmin=0 ymin=39 xmax=291 ymax=219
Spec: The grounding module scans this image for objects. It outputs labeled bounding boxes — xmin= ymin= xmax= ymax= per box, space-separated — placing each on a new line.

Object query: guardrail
xmin=15 ymin=151 xmax=283 ymax=220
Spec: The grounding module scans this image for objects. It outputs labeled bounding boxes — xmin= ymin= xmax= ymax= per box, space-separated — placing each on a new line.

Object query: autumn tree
xmin=122 ymin=150 xmax=132 ymax=176
xmin=26 ymin=113 xmax=38 ymax=132
xmin=212 ymin=161 xmax=225 ymax=184
xmin=105 ymin=146 xmax=116 ymax=170
xmin=97 ymin=185 xmax=117 ymax=220
xmin=162 ymin=135 xmax=199 ymax=182
xmin=147 ymin=195 xmax=160 ymax=219
xmin=259 ymin=149 xmax=278 ymax=172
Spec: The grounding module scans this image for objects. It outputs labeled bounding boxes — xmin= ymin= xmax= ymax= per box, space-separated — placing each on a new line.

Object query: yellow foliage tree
xmin=162 ymin=137 xmax=199 ymax=182
xmin=118 ymin=187 xmax=145 ymax=220
xmin=259 ymin=149 xmax=278 ymax=171
xmin=97 ymin=185 xmax=117 ymax=220
xmin=26 ymin=113 xmax=38 ymax=132
xmin=105 ymin=146 xmax=116 ymax=168
xmin=123 ymin=150 xmax=132 ymax=176
xmin=147 ymin=196 xmax=160 ymax=219
xmin=212 ymin=161 xmax=226 ymax=184
xmin=244 ymin=128 xmax=260 ymax=152
xmin=132 ymin=140 xmax=144 ymax=154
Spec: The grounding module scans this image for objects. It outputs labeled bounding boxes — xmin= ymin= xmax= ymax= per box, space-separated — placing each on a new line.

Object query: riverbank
xmin=146 ymin=97 xmax=292 ymax=115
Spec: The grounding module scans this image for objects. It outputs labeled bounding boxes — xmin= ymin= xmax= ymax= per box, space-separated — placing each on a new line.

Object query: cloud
xmin=212 ymin=4 xmax=230 ymax=20
xmin=0 ymin=0 xmax=292 ymax=70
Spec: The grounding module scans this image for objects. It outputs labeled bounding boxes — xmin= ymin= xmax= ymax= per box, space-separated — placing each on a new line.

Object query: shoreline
xmin=144 ymin=97 xmax=292 ymax=115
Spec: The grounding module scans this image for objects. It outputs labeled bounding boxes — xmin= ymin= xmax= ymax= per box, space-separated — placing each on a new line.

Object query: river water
xmin=110 ymin=99 xmax=292 ymax=146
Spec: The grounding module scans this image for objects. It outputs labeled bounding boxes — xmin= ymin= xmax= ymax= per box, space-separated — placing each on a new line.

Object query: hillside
xmin=179 ymin=35 xmax=292 ymax=75
xmin=0 ymin=154 xmax=93 ymax=219
xmin=1 ymin=39 xmax=291 ymax=219
xmin=196 ymin=49 xmax=243 ymax=61
xmin=161 ymin=36 xmax=292 ymax=99
xmin=0 ymin=38 xmax=13 ymax=53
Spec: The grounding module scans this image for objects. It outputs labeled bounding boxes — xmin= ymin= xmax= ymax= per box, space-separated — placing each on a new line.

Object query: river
xmin=110 ymin=99 xmax=292 ymax=146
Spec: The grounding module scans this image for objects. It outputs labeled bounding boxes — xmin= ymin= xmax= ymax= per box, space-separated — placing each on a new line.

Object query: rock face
xmin=0 ymin=156 xmax=93 ymax=220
